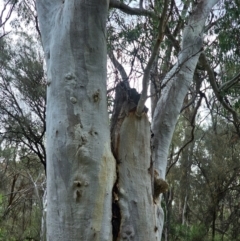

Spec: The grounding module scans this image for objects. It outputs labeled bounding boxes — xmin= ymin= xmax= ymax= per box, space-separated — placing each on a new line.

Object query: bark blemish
xmin=70 ymin=96 xmax=77 ymax=104
xmin=65 ymin=72 xmax=76 ymax=80
xmin=74 ymin=180 xmax=82 ymax=187
xmin=122 ymin=225 xmax=135 ymax=240
xmin=81 ymin=135 xmax=87 ymax=145
xmin=89 ymin=128 xmax=98 ymax=136
xmin=153 ymin=170 xmax=169 ymax=200
xmin=47 ymin=79 xmax=51 ymax=86
xmin=73 ymin=177 xmax=88 ymax=202
xmin=93 ymin=89 xmax=100 ymax=102
xmin=75 ymin=190 xmax=82 ymax=202
xmin=45 ymin=49 xmax=50 ymax=59
xmin=76 ymin=190 xmax=81 ymax=196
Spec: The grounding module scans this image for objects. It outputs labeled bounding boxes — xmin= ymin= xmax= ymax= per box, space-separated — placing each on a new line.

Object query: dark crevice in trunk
xmin=112 ymin=171 xmax=121 ymax=241
xmin=110 ymin=83 xmax=125 ymax=240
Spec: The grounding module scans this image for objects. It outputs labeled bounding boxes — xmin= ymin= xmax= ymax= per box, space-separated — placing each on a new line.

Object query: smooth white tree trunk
xmin=151 ymin=0 xmax=220 ymax=236
xmin=36 ymin=1 xmax=115 ymax=240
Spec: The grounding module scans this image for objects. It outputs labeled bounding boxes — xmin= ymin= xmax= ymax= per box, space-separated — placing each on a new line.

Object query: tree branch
xmin=219 ymin=72 xmax=240 ymax=92
xmin=109 ymin=0 xmax=155 ymax=17
xmin=167 ymin=94 xmax=203 ymax=176
xmin=199 ymin=53 xmax=240 ymax=132
xmin=165 ymin=25 xmax=180 ymax=52
xmin=108 ymin=49 xmax=129 ymax=88
xmin=0 ymin=0 xmax=17 ymax=28
xmin=136 ymin=0 xmax=169 ymax=115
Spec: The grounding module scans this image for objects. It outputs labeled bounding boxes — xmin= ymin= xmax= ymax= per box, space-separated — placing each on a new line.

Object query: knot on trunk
xmin=154 ymin=170 xmax=168 ymax=199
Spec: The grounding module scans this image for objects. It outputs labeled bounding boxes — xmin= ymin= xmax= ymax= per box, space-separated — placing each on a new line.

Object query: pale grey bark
xmin=151 ymin=0 xmax=220 ymax=237
xmin=36 ymin=1 xmax=115 ymax=240
xmin=117 ymin=113 xmax=155 ymax=240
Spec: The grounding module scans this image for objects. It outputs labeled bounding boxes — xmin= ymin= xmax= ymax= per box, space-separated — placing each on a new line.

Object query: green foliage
xmin=169 ymin=224 xmax=206 ymax=241
xmin=0 ymin=145 xmax=44 ymax=241
xmin=0 ymin=32 xmax=46 ymax=168
xmin=217 ymin=1 xmax=240 ymax=59
xmin=0 ymin=19 xmax=45 ymax=241
xmin=166 ymin=113 xmax=240 ymax=241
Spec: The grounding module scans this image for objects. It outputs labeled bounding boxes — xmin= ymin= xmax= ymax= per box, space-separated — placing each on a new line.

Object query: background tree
xmin=0 ymin=144 xmax=44 ymax=241
xmin=0 ymin=34 xmax=46 ymax=169
xmin=0 ymin=13 xmax=46 ymax=240
xmin=165 ymin=116 xmax=240 ymax=241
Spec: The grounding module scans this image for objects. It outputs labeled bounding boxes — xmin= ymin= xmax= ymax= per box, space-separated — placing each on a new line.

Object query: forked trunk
xmin=36 ymin=0 xmax=220 ymax=240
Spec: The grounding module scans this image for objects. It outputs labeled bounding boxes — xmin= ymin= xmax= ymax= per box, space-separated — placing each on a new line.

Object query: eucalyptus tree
xmin=0 ymin=145 xmax=44 ymax=241
xmin=0 ymin=35 xmax=46 ymax=169
xmin=0 ymin=33 xmax=46 ymax=240
xmin=34 ymin=0 xmax=240 ymax=240
xmin=167 ymin=117 xmax=240 ymax=241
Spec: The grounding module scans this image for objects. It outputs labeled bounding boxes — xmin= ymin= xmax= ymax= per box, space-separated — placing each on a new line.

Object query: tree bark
xmin=151 ymin=0 xmax=220 ymax=235
xmin=110 ymin=83 xmax=157 ymax=240
xmin=36 ymin=1 xmax=116 ymax=240
xmin=117 ymin=113 xmax=155 ymax=240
